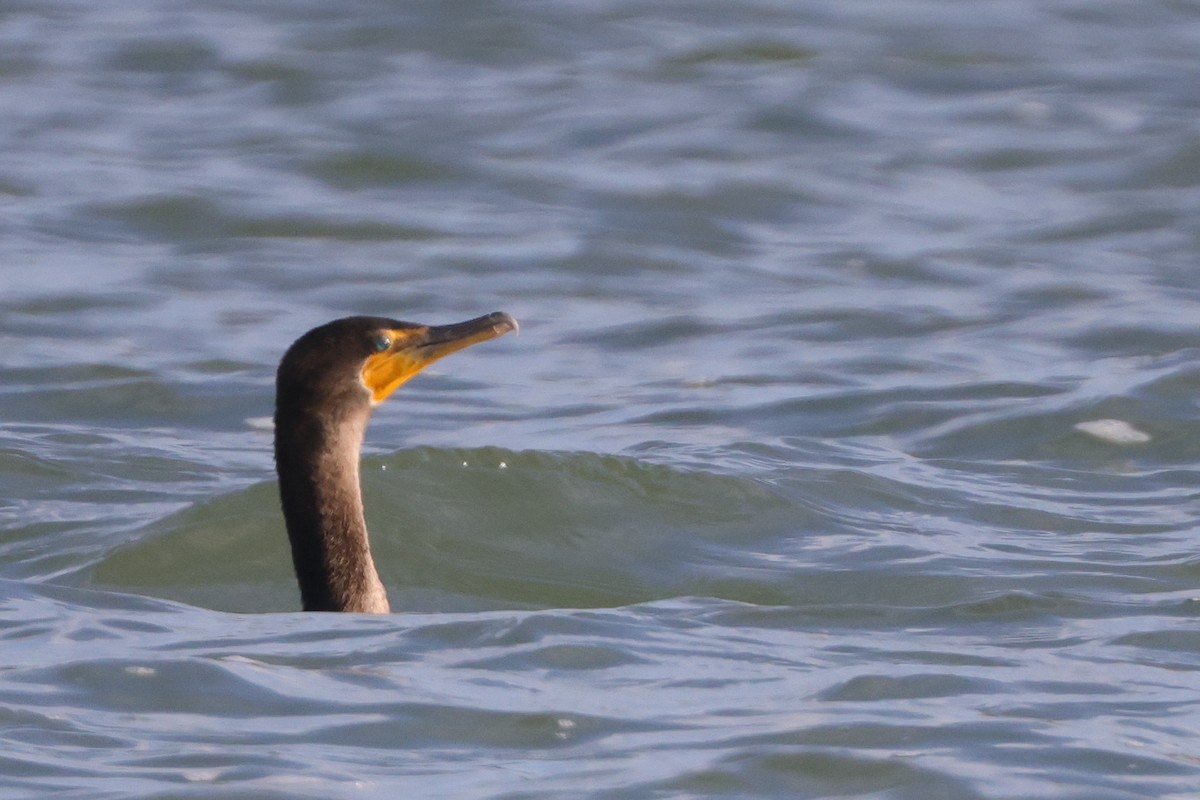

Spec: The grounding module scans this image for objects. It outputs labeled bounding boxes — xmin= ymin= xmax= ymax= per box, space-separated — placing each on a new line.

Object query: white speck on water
xmin=555 ymin=718 xmax=576 ymax=740
xmin=1073 ymin=419 xmax=1151 ymax=444
xmin=183 ymin=770 xmax=221 ymax=783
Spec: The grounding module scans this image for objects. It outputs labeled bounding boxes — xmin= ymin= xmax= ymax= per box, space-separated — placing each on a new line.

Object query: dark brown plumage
xmin=274 ymin=312 xmax=517 ymax=613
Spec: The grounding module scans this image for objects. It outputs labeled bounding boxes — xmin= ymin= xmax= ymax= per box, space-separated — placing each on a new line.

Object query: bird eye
xmin=373 ymin=335 xmax=392 ymax=352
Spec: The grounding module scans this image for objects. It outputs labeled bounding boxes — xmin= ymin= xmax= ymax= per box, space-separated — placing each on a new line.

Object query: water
xmin=2 ymin=0 xmax=1199 ymax=797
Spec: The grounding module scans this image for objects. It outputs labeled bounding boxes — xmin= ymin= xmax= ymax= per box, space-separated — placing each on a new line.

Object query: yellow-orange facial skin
xmin=360 ymin=313 xmax=518 ymax=405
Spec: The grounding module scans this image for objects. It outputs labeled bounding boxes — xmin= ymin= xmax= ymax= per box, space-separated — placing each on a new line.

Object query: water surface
xmin=2 ymin=1 xmax=1199 ymax=797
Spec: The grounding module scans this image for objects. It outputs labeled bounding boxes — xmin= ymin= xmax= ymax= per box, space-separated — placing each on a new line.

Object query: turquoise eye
xmin=373 ymin=335 xmax=392 ymax=352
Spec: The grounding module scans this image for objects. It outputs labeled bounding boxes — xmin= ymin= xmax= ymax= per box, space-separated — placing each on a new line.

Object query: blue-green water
xmin=2 ymin=1 xmax=1199 ymax=797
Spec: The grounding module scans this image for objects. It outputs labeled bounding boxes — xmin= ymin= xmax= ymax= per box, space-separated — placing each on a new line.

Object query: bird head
xmin=276 ymin=312 xmax=518 ymax=422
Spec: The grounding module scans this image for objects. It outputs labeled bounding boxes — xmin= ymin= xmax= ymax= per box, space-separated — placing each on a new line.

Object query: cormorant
xmin=274 ymin=311 xmax=517 ymax=612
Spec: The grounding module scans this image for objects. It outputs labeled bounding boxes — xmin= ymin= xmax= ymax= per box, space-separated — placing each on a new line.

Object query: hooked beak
xmin=361 ymin=312 xmax=518 ymax=404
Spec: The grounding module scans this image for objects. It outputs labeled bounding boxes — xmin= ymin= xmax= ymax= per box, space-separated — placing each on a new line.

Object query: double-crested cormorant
xmin=274 ymin=312 xmax=518 ymax=613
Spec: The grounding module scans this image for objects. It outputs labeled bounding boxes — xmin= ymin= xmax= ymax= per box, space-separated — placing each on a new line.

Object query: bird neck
xmin=275 ymin=408 xmax=390 ymax=613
